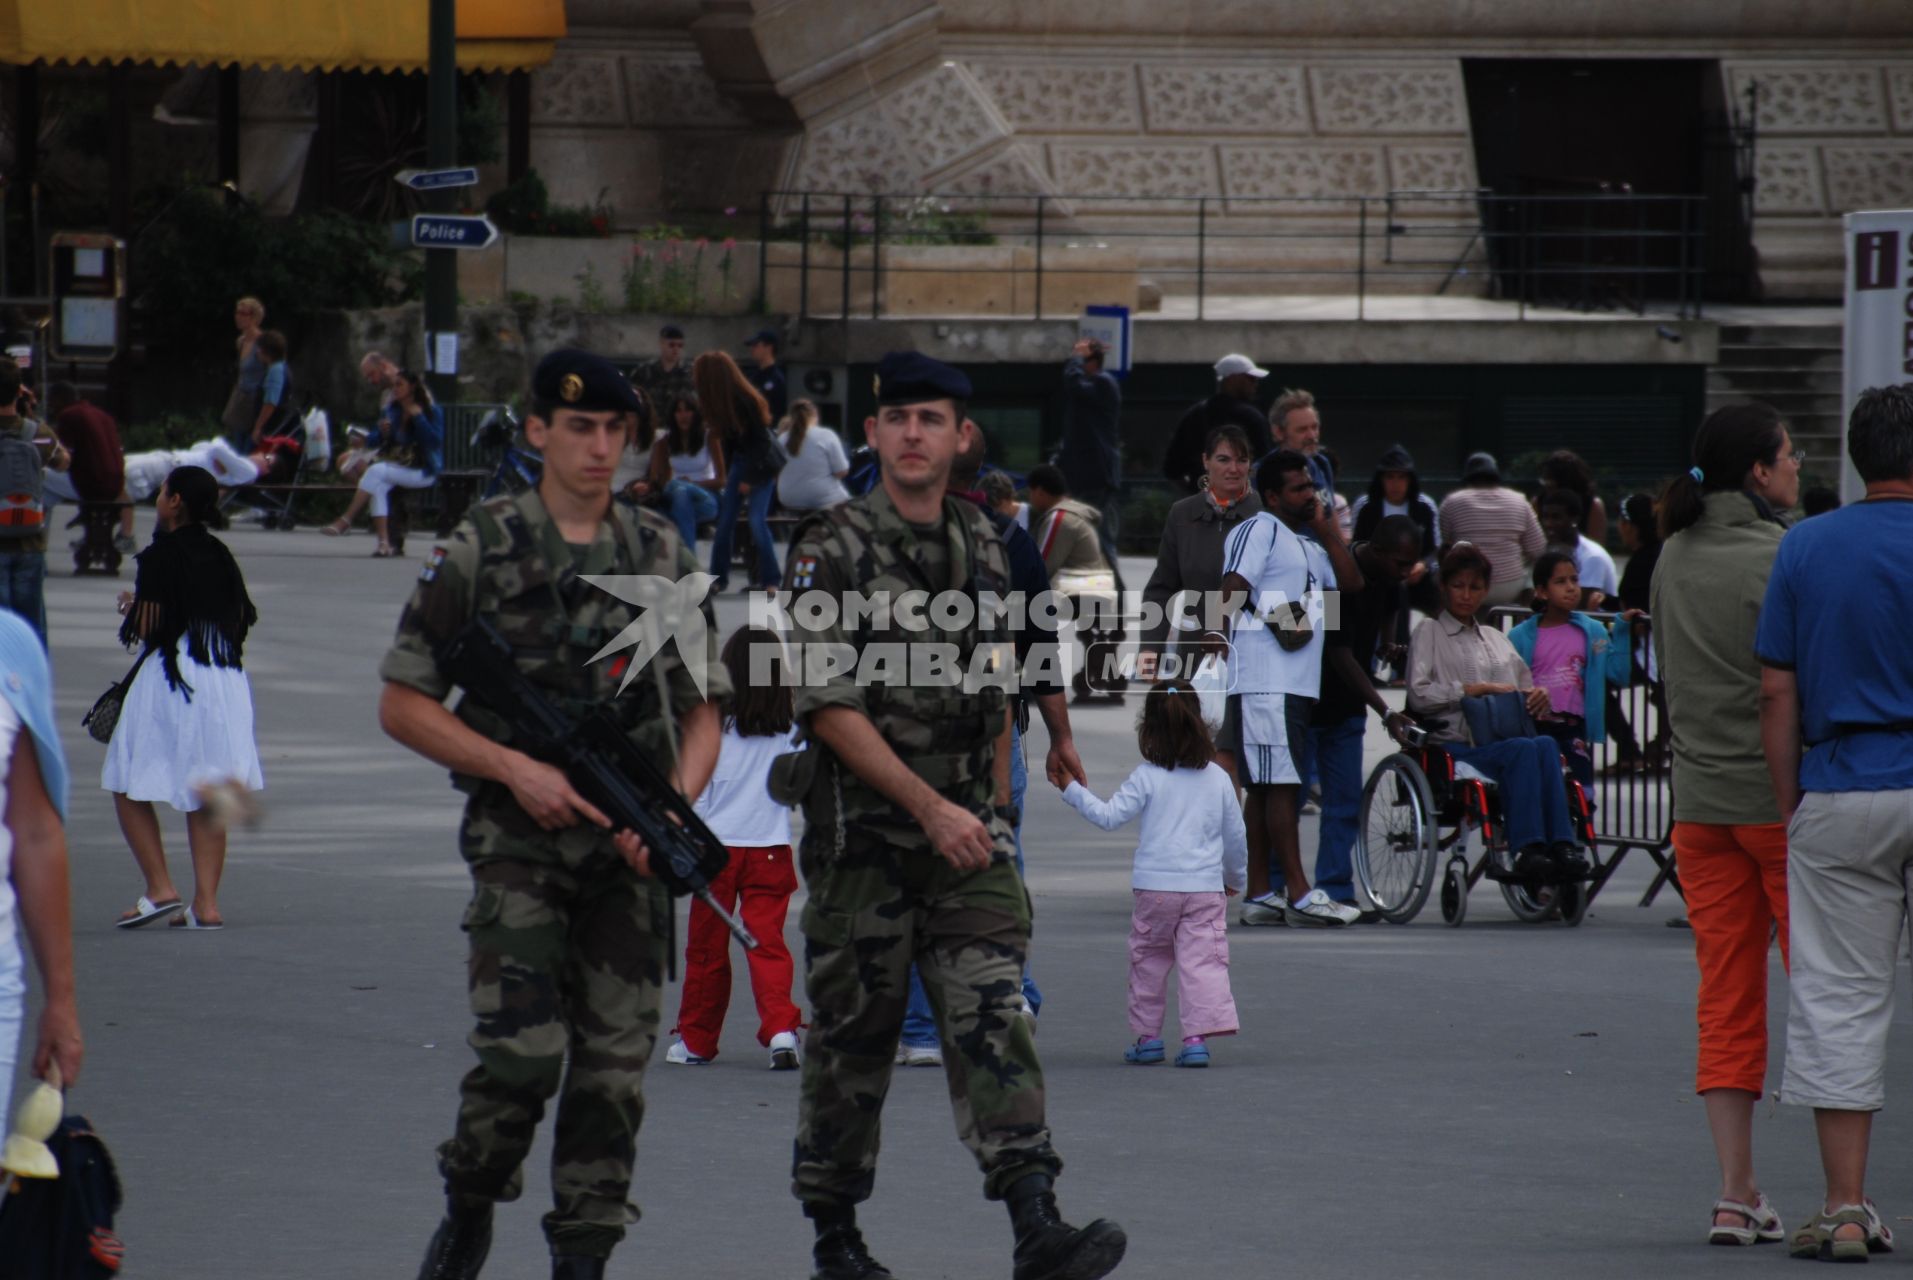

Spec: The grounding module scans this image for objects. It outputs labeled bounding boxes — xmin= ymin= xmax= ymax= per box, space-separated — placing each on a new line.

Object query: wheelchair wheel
xmin=1439 ymin=860 xmax=1468 ymax=927
xmin=1354 ymin=753 xmax=1438 ymax=924
xmin=1501 ymin=880 xmax=1561 ymax=924
xmin=1558 ymin=879 xmax=1590 ymax=927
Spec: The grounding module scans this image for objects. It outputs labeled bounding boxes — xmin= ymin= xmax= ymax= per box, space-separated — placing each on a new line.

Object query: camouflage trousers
xmin=438 ymin=853 xmax=669 ymax=1258
xmin=792 ymin=834 xmax=1062 ymax=1207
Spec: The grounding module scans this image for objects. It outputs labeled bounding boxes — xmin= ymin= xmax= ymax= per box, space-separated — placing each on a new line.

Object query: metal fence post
xmin=757 ymin=191 xmax=769 ymax=311
xmin=1196 ymin=197 xmax=1207 ymax=322
xmin=1357 ymin=198 xmax=1368 ymax=322
xmin=799 ymin=192 xmax=811 ymax=322
xmin=841 ymin=193 xmax=852 ymax=322
xmin=1034 ymin=195 xmax=1046 ymax=321
xmin=872 ymin=195 xmax=883 ymax=319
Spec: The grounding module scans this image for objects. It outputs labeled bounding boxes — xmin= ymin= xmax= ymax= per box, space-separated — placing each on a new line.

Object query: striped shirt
xmin=1437 ymin=485 xmax=1545 ymax=588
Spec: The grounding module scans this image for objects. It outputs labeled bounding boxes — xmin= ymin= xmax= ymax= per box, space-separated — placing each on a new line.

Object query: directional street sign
xmin=410 ymin=213 xmax=499 ymax=251
xmin=395 ymin=166 xmax=480 ymax=192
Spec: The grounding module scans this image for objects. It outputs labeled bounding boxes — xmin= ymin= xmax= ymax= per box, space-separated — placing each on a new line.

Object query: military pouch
xmin=767 ymin=741 xmax=819 ymax=806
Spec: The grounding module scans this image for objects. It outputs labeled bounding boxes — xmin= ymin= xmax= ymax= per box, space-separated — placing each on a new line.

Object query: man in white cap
xmin=1162 ymin=354 xmax=1274 ymax=494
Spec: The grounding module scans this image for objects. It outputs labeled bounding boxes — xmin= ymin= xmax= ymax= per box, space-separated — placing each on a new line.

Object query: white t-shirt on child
xmin=1062 ymin=760 xmax=1247 ymax=894
xmin=693 ymin=725 xmax=798 ymax=847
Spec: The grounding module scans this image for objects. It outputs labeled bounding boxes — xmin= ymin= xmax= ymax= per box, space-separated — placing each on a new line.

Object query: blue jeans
xmin=0 ymin=551 xmax=46 ymax=648
xmin=708 ymin=460 xmax=780 ymax=588
xmin=902 ymin=730 xmax=1039 ymax=1047
xmin=1447 ymin=737 xmax=1575 ymax=852
xmin=1277 ymin=714 xmax=1365 ymax=904
xmin=665 ymin=479 xmax=719 ymax=554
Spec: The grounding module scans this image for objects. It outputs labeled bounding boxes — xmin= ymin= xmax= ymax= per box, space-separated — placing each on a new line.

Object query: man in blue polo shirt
xmin=1757 ymin=383 xmax=1913 ymax=1260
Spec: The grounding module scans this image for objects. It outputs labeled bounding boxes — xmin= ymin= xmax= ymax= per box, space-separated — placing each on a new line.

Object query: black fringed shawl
xmin=119 ymin=523 xmax=258 ymax=698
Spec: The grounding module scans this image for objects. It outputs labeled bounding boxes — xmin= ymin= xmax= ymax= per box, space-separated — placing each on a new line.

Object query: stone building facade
xmin=528 ymin=1 xmax=1913 ymax=299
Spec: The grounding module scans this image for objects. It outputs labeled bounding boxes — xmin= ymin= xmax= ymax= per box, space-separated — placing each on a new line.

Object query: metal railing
xmin=758 ymin=189 xmax=1709 ymax=323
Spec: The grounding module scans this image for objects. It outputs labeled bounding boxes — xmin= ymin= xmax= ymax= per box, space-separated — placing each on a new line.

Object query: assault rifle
xmin=437 ymin=616 xmax=758 ymax=962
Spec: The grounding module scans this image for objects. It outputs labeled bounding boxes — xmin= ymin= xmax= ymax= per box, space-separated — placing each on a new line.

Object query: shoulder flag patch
xmin=791 ymin=554 xmax=818 ymax=589
xmin=420 ymin=546 xmax=448 ymax=583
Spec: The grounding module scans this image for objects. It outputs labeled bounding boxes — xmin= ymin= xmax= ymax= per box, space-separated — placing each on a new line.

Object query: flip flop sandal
xmin=372 ymin=544 xmax=395 ymax=558
xmin=114 ymin=895 xmax=183 ymax=929
xmin=321 ymin=521 xmax=351 ymax=537
xmin=1709 ymin=1193 xmax=1783 ymax=1246
xmin=1790 ymin=1204 xmax=1885 ymax=1262
xmin=167 ymin=908 xmax=224 ymax=931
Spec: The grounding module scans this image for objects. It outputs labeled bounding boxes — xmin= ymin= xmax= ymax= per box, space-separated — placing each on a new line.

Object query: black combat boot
xmin=417 ymin=1200 xmax=493 ymax=1280
xmin=1005 ymin=1173 xmax=1127 ymax=1280
xmin=807 ymin=1203 xmax=896 ymax=1279
xmin=550 ymin=1256 xmax=606 ymax=1280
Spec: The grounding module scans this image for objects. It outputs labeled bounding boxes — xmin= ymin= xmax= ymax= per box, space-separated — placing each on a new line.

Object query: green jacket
xmin=1649 ymin=491 xmax=1784 ymax=825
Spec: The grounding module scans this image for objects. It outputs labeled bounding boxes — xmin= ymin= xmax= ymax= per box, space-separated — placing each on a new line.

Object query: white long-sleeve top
xmin=1062 ymin=762 xmax=1248 ymax=894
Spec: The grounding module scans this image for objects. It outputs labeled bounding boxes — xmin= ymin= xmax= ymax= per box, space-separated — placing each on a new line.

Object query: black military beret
xmin=873 ymin=351 xmax=972 ymax=406
xmin=533 ymin=348 xmax=641 ymax=414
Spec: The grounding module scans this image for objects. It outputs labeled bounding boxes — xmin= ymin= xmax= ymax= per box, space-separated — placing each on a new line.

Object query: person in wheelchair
xmin=1406 ymin=542 xmax=1587 ymax=884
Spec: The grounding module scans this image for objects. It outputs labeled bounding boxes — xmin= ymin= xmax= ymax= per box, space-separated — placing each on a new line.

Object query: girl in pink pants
xmin=1061 ymin=683 xmax=1247 ymax=1068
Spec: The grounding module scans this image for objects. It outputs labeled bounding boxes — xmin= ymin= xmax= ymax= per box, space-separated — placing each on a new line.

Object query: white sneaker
xmin=1239 ymin=894 xmax=1288 ymax=927
xmin=1287 ymin=888 xmax=1361 ymax=928
xmin=768 ymin=1030 xmax=800 ymax=1070
xmin=898 ymin=1043 xmax=943 ymax=1067
xmin=665 ymin=1039 xmax=711 ymax=1065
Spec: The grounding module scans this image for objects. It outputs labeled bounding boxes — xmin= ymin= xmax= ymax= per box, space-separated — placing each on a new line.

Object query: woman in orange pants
xmin=1650 ymin=402 xmax=1798 ymax=1245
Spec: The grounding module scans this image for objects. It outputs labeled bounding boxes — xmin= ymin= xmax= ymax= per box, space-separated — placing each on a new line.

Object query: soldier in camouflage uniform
xmin=379 ymin=350 xmax=728 ymax=1280
xmin=778 ymin=352 xmax=1126 ymax=1280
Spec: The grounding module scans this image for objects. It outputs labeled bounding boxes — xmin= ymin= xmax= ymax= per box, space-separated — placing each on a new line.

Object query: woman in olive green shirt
xmin=1649 ymin=401 xmax=1798 ymax=1246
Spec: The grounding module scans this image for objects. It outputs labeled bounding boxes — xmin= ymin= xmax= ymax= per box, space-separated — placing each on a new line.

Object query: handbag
xmin=1460 ymin=690 xmax=1536 ymax=746
xmin=83 ymin=647 xmax=150 ymax=745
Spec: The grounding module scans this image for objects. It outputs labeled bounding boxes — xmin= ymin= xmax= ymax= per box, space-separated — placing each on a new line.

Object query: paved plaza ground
xmin=19 ymin=516 xmax=1913 ymax=1279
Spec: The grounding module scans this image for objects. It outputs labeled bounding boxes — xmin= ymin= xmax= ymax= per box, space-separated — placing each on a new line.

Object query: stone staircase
xmin=1706 ymin=321 xmax=1844 ymax=479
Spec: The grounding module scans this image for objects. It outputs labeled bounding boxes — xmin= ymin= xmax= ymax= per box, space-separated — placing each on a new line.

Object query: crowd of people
xmin=7 ymin=297 xmax=1906 ymax=1278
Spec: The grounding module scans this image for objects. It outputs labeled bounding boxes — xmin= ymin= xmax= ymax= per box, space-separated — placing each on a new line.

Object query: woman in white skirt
xmin=106 ymin=466 xmax=263 ymax=932
xmin=321 ymin=368 xmax=445 ymax=557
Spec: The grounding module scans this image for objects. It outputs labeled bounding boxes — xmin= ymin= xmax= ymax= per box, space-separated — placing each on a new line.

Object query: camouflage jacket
xmin=380 ymin=488 xmax=730 ymax=865
xmin=780 ymin=486 xmax=1013 ymax=854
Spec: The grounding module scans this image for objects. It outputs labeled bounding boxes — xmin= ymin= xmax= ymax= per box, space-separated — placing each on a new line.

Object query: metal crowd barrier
xmin=1486 ymin=606 xmax=1680 ymax=910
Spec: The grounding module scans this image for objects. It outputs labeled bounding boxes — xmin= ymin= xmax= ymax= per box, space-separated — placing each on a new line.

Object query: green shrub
xmin=485 ymin=170 xmax=611 ymax=238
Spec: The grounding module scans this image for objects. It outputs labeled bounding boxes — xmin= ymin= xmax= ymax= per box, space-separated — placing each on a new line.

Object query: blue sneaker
xmin=1123 ymin=1037 xmax=1164 ymax=1065
xmin=1174 ymin=1041 xmax=1210 ymax=1068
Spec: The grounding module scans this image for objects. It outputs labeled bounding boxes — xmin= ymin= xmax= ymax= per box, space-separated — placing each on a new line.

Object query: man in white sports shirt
xmin=1219 ymin=449 xmax=1365 ymax=927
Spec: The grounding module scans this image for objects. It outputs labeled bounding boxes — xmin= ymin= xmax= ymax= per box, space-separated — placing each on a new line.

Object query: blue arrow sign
xmin=410 ymin=214 xmax=499 ymax=250
xmin=395 ymin=166 xmax=480 ymax=191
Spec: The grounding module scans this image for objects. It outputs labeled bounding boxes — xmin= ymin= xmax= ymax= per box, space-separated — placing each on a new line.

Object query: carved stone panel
xmin=1048 ymin=142 xmax=1217 ymax=210
xmin=1823 ymin=145 xmax=1913 ymax=212
xmin=1139 ymin=64 xmax=1310 ymax=135
xmin=625 ymin=53 xmax=750 ymax=129
xmin=938 ymin=144 xmax=1068 ymax=216
xmin=1753 ymin=145 xmax=1825 ymax=215
xmin=1386 ymin=144 xmax=1477 ymax=195
xmin=1309 ymin=64 xmax=1466 ymax=135
xmin=1890 ymin=67 xmax=1913 ymax=134
xmin=967 ymin=62 xmax=1142 ymax=134
xmin=883 ymin=65 xmax=1012 ymax=180
xmin=1730 ymin=65 xmax=1888 ymax=135
xmin=1219 ymin=144 xmax=1385 ymax=211
xmin=533 ymin=54 xmax=626 ymax=126
xmin=795 ymin=107 xmax=917 ymax=195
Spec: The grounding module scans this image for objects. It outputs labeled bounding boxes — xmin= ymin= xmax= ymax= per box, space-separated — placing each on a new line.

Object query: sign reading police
xmin=409 ymin=213 xmax=499 ymax=251
xmin=1842 ymin=209 xmax=1913 ymax=501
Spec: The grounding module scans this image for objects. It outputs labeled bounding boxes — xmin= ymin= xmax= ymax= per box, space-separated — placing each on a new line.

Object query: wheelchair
xmin=1351 ymin=735 xmax=1598 ymax=928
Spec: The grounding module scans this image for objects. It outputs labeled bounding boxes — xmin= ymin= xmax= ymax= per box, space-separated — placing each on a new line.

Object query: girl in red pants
xmin=666 ymin=627 xmax=804 ymax=1069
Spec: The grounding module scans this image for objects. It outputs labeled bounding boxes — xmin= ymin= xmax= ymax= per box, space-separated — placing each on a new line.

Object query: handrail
xmin=755 ymin=188 xmax=1710 ymax=323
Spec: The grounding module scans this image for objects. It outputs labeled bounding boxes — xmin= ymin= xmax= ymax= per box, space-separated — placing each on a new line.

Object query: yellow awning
xmin=0 ymin=0 xmax=566 ymax=73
